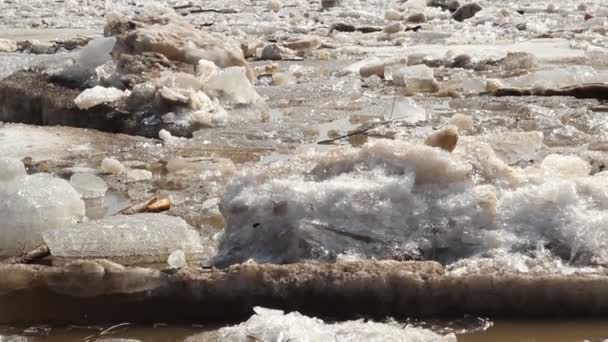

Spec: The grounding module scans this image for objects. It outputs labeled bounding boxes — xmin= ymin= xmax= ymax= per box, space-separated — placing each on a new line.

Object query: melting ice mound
xmin=214 ymin=138 xmax=608 ymax=269
xmin=187 ymin=307 xmax=455 ymax=342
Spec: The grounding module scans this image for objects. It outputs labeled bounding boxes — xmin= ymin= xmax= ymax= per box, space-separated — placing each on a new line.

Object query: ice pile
xmin=46 ymin=11 xmax=262 ymax=136
xmin=43 ymin=213 xmax=206 ymax=264
xmin=187 ymin=307 xmax=456 ymax=342
xmin=214 ymin=136 xmax=608 ymax=270
xmin=0 ymin=157 xmax=85 ymax=256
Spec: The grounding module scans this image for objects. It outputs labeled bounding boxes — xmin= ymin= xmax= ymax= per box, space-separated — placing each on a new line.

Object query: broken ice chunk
xmin=586 ymin=46 xmax=608 ymax=66
xmin=70 ymin=173 xmax=108 ymax=199
xmin=43 ymin=213 xmax=206 ymax=264
xmin=196 ymin=59 xmax=220 ymax=84
xmin=462 ymin=78 xmax=487 ymax=93
xmin=0 ymin=157 xmax=26 ymax=182
xmin=74 ymin=86 xmax=130 ymax=110
xmin=540 ymin=154 xmax=591 ymax=178
xmin=101 ymin=157 xmax=125 ymax=174
xmin=0 ymin=173 xmax=85 ymax=256
xmin=448 ymin=114 xmax=474 ymax=132
xmin=167 ymin=249 xmax=187 ymax=269
xmin=126 ymin=169 xmax=153 ymax=183
xmin=483 ymin=131 xmax=544 ymax=165
xmin=77 ymin=37 xmax=116 ymax=70
xmin=386 ymin=97 xmax=426 ymax=123
xmin=205 ymin=66 xmax=260 ymax=104
xmin=386 ymin=64 xmax=439 ymax=92
xmin=0 ymin=38 xmax=18 ymax=53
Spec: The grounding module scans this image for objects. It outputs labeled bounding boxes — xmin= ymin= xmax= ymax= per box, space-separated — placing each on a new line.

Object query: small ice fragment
xmin=462 ymin=78 xmax=487 ymax=93
xmin=484 ymin=132 xmax=544 ymax=164
xmin=385 ymin=9 xmax=403 ymax=21
xmin=267 ymin=0 xmax=281 ymax=12
xmin=70 ymin=173 xmax=108 ymax=199
xmin=586 ymin=46 xmax=608 ymax=66
xmin=205 ymin=66 xmax=260 ymax=104
xmin=101 ymin=157 xmax=125 ymax=174
xmin=386 ymin=97 xmax=426 ymax=123
xmin=126 ymin=169 xmax=153 ymax=182
xmin=0 ymin=38 xmax=18 ymax=53
xmin=383 ymin=22 xmax=404 ymax=35
xmin=74 ymin=86 xmax=130 ymax=110
xmin=405 ymin=0 xmax=428 ymax=11
xmin=540 ymin=154 xmax=591 ymax=178
xmin=77 ymin=37 xmax=116 ymax=69
xmin=167 ymin=250 xmax=187 ymax=269
xmin=386 ymin=64 xmax=438 ymax=92
xmin=0 ymin=157 xmax=26 ymax=182
xmin=159 ymin=129 xmax=173 ymax=142
xmin=485 ymin=79 xmax=504 ymax=92
xmin=448 ymin=114 xmax=474 ymax=132
xmin=196 ymin=59 xmax=220 ymax=84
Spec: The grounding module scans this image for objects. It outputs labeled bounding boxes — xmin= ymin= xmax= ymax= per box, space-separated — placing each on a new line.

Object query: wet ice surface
xmin=43 ymin=213 xmax=208 ymax=264
xmin=2 ymin=0 xmax=608 ymax=339
xmin=1 ymin=0 xmax=608 ymax=272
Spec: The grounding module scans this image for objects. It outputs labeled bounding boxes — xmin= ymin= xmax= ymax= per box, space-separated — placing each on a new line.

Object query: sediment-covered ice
xmin=214 ymin=137 xmax=608 ymax=270
xmin=43 ymin=213 xmax=207 ymax=264
xmin=187 ymin=307 xmax=456 ymax=342
xmin=0 ymin=158 xmax=85 ymax=256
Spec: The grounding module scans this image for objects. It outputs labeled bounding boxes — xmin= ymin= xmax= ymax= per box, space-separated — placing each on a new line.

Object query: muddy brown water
xmin=462 ymin=320 xmax=608 ymax=342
